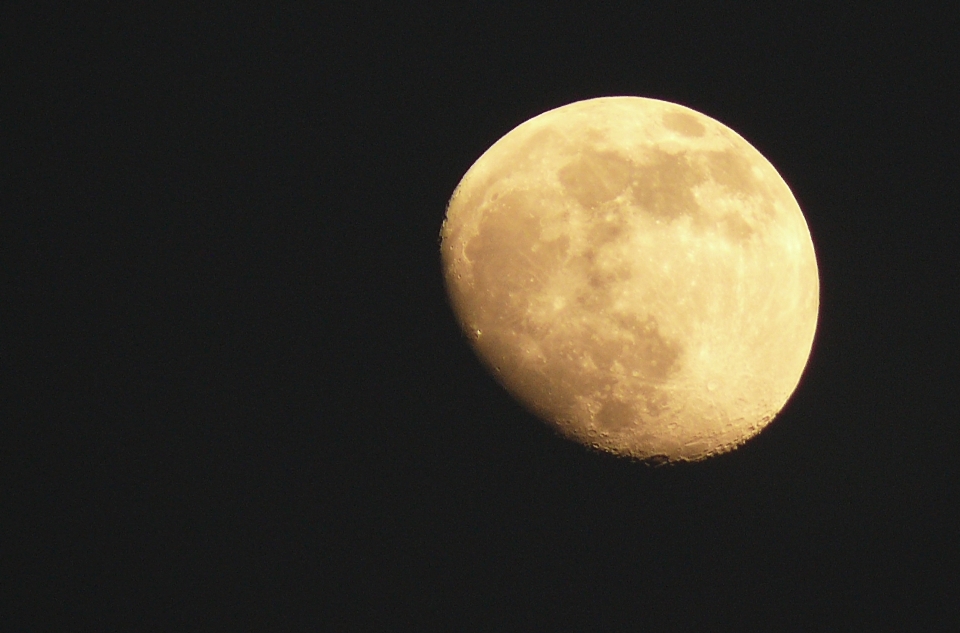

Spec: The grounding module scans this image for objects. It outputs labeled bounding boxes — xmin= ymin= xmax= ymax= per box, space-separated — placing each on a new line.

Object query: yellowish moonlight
xmin=440 ymin=97 xmax=819 ymax=461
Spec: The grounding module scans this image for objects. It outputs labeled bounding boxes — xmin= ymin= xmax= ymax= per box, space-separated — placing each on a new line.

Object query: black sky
xmin=7 ymin=3 xmax=960 ymax=630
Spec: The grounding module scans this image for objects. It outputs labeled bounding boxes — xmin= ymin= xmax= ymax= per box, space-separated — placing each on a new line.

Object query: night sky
xmin=8 ymin=4 xmax=960 ymax=630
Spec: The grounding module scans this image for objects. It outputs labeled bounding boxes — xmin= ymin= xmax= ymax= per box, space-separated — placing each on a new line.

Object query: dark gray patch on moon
xmin=719 ymin=213 xmax=755 ymax=241
xmin=628 ymin=149 xmax=703 ymax=220
xmin=461 ymin=189 xmax=567 ymax=333
xmin=587 ymin=204 xmax=631 ymax=247
xmin=706 ymin=149 xmax=760 ymax=198
xmin=558 ymin=149 xmax=634 ymax=208
xmin=663 ymin=111 xmax=706 ymax=137
xmin=613 ymin=313 xmax=682 ymax=382
xmin=597 ymin=399 xmax=635 ymax=430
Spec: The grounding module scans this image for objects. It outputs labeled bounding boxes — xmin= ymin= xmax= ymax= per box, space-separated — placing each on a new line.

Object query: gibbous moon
xmin=440 ymin=97 xmax=818 ymax=461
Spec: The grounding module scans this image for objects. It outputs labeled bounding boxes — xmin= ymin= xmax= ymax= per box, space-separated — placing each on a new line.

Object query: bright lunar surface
xmin=440 ymin=97 xmax=819 ymax=461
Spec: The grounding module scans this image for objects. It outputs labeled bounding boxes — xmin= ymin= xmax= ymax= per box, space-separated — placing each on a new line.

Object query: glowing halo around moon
xmin=440 ymin=97 xmax=819 ymax=462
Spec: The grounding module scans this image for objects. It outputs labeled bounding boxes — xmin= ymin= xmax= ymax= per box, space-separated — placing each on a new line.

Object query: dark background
xmin=7 ymin=3 xmax=960 ymax=630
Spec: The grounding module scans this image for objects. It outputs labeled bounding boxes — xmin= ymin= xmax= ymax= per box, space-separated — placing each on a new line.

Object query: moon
xmin=440 ymin=97 xmax=819 ymax=462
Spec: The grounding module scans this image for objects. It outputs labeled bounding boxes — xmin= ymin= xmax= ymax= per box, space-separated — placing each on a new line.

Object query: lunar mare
xmin=440 ymin=97 xmax=819 ymax=461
